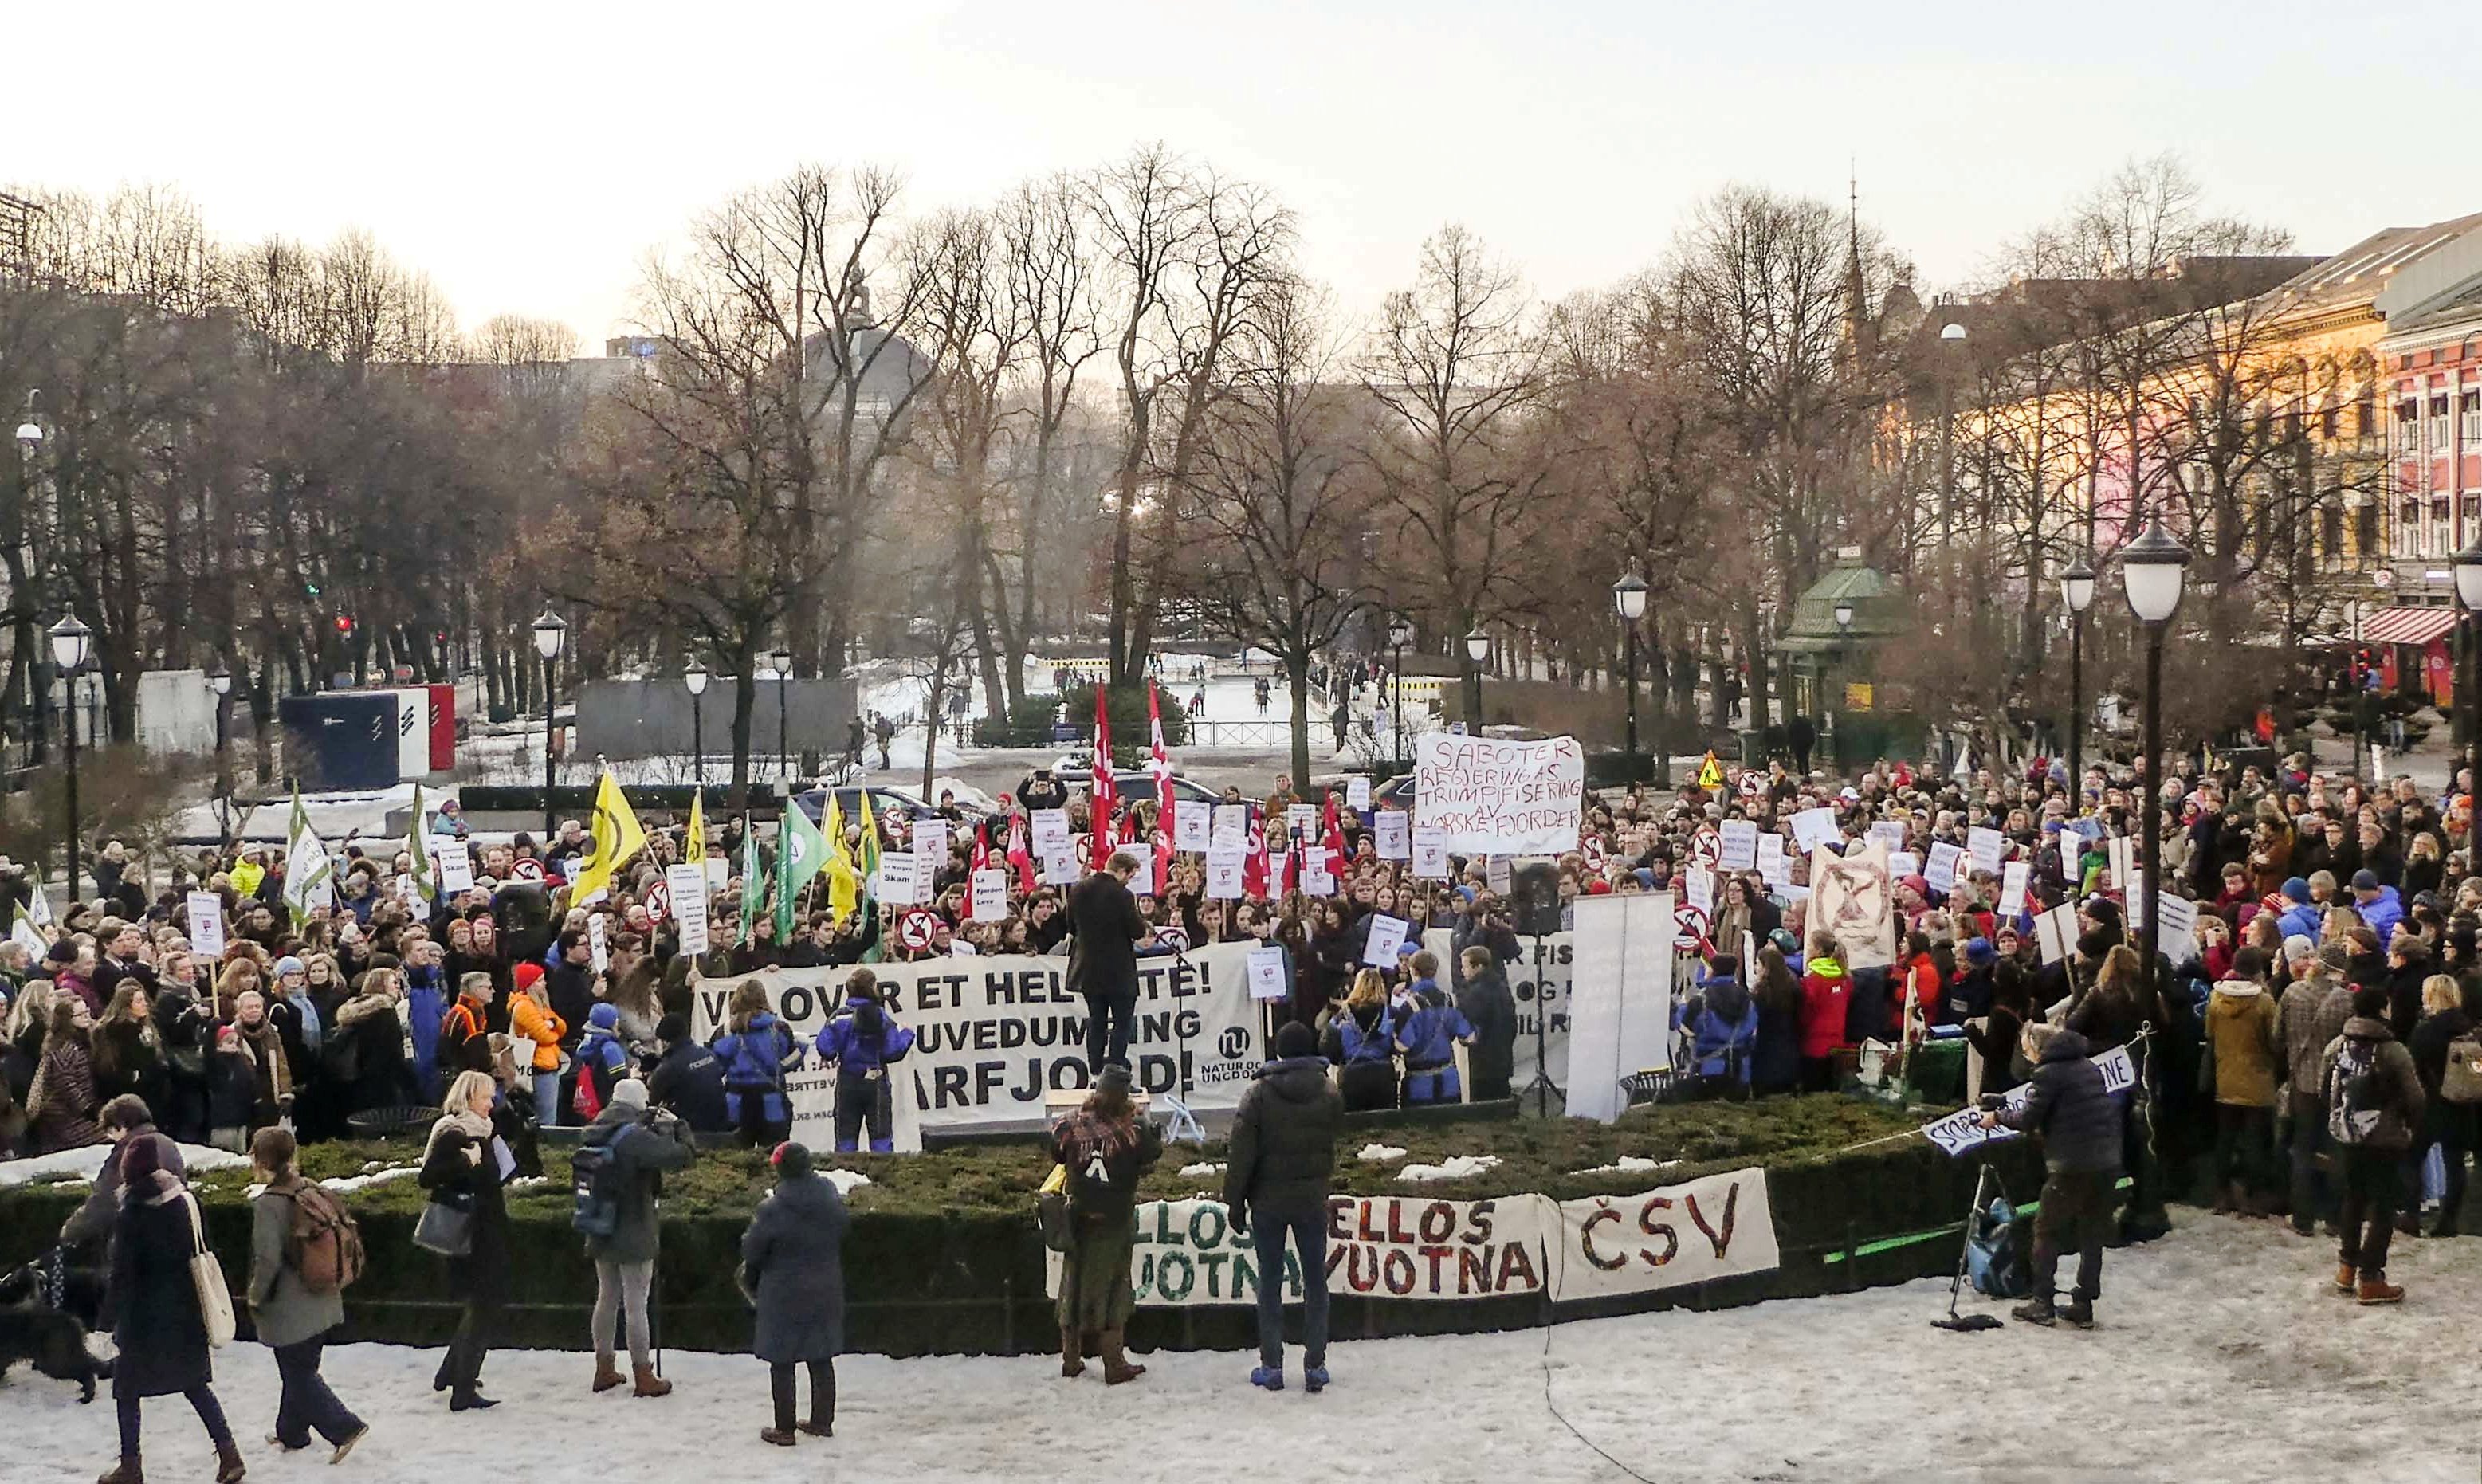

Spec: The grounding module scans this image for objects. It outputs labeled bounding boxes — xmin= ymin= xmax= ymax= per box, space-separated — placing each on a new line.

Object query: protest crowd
xmin=2 ymin=693 xmax=2476 ymax=1476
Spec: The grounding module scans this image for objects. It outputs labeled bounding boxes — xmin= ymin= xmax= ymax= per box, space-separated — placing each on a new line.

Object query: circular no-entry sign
xmin=1740 ymin=772 xmax=1765 ymax=800
xmin=644 ymin=881 xmax=671 ymax=921
xmin=1674 ymin=901 xmax=1711 ymax=954
xmin=511 ymin=858 xmax=546 ymax=881
xmin=898 ymin=909 xmax=941 ymax=952
xmin=1691 ymin=829 xmax=1723 ymax=869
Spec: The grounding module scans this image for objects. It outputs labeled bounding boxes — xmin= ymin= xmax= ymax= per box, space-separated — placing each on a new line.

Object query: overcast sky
xmin=10 ymin=1 xmax=2470 ymax=351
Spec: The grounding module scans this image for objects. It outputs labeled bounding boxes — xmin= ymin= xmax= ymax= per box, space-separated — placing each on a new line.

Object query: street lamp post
xmin=2455 ymin=538 xmax=2482 ymax=868
xmin=531 ymin=610 xmax=567 ymax=838
xmin=1938 ymin=321 xmax=1966 ymax=545
xmin=2060 ymin=554 xmax=2097 ymax=810
xmin=207 ymin=663 xmax=233 ymax=842
xmin=2120 ymin=521 xmax=2191 ymax=1008
xmin=1831 ymin=601 xmax=1855 ymax=768
xmin=1386 ymin=615 xmax=1413 ymax=767
xmin=769 ymin=648 xmax=794 ymax=782
xmin=1463 ymin=629 xmax=1490 ymax=735
xmin=48 ymin=616 xmax=90 ymax=902
xmin=1612 ymin=573 xmax=1648 ymax=783
xmin=685 ymin=662 xmax=709 ymax=798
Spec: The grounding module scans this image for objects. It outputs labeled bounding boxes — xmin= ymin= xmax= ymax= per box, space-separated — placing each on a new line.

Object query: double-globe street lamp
xmin=685 ymin=662 xmax=709 ymax=796
xmin=2119 ymin=521 xmax=2190 ymax=1005
xmin=48 ymin=614 xmax=89 ymax=901
xmin=2060 ymin=554 xmax=2097 ymax=809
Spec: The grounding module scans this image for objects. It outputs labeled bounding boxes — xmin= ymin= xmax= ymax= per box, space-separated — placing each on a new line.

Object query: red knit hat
xmin=513 ymin=962 xmax=544 ymax=992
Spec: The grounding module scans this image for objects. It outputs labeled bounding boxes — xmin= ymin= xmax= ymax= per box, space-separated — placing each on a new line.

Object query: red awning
xmin=2362 ymin=606 xmax=2461 ymax=646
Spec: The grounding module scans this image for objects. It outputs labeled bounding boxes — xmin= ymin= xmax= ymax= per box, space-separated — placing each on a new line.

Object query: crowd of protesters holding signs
xmin=3 ymin=677 xmax=2479 ymax=1471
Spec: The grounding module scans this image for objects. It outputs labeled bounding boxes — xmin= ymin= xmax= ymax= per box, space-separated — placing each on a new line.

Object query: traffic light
xmin=334 ymin=614 xmax=355 ymax=636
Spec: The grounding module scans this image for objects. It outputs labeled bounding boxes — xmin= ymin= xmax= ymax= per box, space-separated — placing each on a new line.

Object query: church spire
xmin=1842 ymin=161 xmax=1872 ymax=366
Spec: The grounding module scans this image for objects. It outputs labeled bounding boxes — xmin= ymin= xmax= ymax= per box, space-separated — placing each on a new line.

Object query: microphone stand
xmin=1513 ymin=932 xmax=1564 ymax=1117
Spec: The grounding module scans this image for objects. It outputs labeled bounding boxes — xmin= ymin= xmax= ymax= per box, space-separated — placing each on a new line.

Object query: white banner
xmin=1412 ymin=734 xmax=1585 ymax=854
xmin=1094 ymin=1168 xmax=1780 ymax=1307
xmin=665 ymin=864 xmax=709 ymax=957
xmin=1173 ymin=801 xmax=1210 ymax=853
xmin=187 ymin=892 xmax=226 ymax=958
xmin=1922 ymin=1043 xmax=2136 ymax=1156
xmin=1412 ymin=823 xmax=1448 ymax=879
xmin=1810 ymin=841 xmax=1895 ymax=971
xmin=1718 ymin=820 xmax=1757 ymax=873
xmin=1373 ymin=810 xmax=1411 ymax=861
xmin=1565 ymin=893 xmax=1675 ymax=1122
xmin=693 ymin=940 xmax=1265 ymax=1137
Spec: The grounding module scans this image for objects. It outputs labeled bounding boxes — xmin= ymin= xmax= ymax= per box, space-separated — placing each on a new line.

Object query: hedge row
xmin=0 ymin=1097 xmax=2045 ymax=1357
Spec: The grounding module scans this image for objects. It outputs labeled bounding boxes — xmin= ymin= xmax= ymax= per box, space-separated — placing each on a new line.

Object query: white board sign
xmin=1756 ymin=831 xmax=1787 ymax=888
xmin=968 ymin=867 xmax=1009 ymax=923
xmin=1031 ymin=809 xmax=1070 ymax=855
xmin=1967 ymin=826 xmax=2005 ymax=878
xmin=913 ymin=817 xmax=950 ymax=867
xmin=876 ymin=851 xmax=921 ymax=906
xmin=434 ymin=843 xmax=475 ymax=894
xmin=1211 ymin=804 xmax=1247 ymax=848
xmin=1361 ymin=913 xmax=1411 ymax=968
xmin=1997 ymin=861 xmax=2030 ymax=917
xmin=1205 ymin=848 xmax=1244 ymax=900
xmin=1411 ymin=823 xmax=1447 ymax=878
xmin=2033 ymin=902 xmax=2077 ymax=964
xmin=1925 ymin=842 xmax=1963 ymax=895
xmin=1788 ymin=808 xmax=1837 ymax=854
xmin=1682 ymin=866 xmax=1714 ymax=917
xmin=587 ymin=912 xmax=610 ymax=974
xmin=1173 ymin=801 xmax=1209 ymax=853
xmin=1373 ymin=810 xmax=1411 ymax=861
xmin=1412 ymin=734 xmax=1585 ymax=854
xmin=1246 ymin=944 xmax=1289 ymax=1003
xmin=1346 ymin=775 xmax=1372 ymax=811
xmin=1869 ymin=820 xmax=1907 ymax=853
xmin=1719 ymin=819 xmax=1758 ymax=873
xmin=666 ymin=863 xmax=709 ymax=957
xmin=186 ymin=892 xmax=226 ymax=958
xmin=1041 ymin=851 xmax=1079 ymax=887
xmin=1887 ymin=851 xmax=1920 ymax=881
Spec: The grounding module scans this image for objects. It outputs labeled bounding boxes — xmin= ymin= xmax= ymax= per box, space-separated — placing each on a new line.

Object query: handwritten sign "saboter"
xmin=1413 ymin=734 xmax=1585 ymax=854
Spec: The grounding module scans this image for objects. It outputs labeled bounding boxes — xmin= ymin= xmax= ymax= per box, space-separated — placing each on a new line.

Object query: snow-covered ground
xmin=6 ymin=1219 xmax=2473 ymax=1482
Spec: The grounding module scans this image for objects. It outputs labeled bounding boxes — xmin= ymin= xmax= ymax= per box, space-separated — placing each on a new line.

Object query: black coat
xmin=1999 ymin=1029 xmax=2122 ymax=1174
xmin=109 ymin=1192 xmax=214 ymax=1398
xmin=1454 ymin=970 xmax=1518 ymax=1089
xmin=646 ymin=1038 xmax=731 ymax=1133
xmin=1064 ymin=872 xmax=1148 ymax=1002
xmin=742 ymin=1172 xmax=847 ymax=1363
xmin=417 ymin=1122 xmax=512 ymax=1302
xmin=1223 ymin=1057 xmax=1342 ymax=1218
xmin=2408 ymin=1008 xmax=2476 ymax=1148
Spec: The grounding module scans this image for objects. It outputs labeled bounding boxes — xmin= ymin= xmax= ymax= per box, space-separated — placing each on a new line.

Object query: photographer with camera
xmin=575 ymin=1078 xmax=695 ymax=1398
xmin=1979 ymin=1023 xmax=2121 ymax=1329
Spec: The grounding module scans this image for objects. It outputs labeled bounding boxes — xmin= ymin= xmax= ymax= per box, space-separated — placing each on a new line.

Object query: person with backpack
xmin=712 ymin=980 xmax=803 ymax=1148
xmin=1392 ymin=951 xmax=1474 ymax=1106
xmin=1318 ymin=970 xmax=1397 ymax=1113
xmin=1677 ymin=957 xmax=1759 ymax=1099
xmin=571 ymin=1003 xmax=631 ymax=1124
xmin=576 ymin=1078 xmax=695 ymax=1399
xmin=2327 ymin=985 xmax=2425 ymax=1305
xmin=245 ymin=1128 xmax=368 ymax=1463
xmin=1980 ymin=1024 xmax=2121 ymax=1329
xmin=2405 ymin=973 xmax=2476 ymax=1236
xmin=815 ymin=971 xmax=915 ymax=1153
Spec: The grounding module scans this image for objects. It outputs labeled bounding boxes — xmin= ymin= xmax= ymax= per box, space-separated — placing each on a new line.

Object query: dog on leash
xmin=0 ymin=1256 xmax=112 ymax=1403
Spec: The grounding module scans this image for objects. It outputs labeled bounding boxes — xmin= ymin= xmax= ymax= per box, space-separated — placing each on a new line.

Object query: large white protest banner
xmin=695 ymin=941 xmax=1263 ymax=1140
xmin=1809 ymin=841 xmax=1895 ymax=970
xmin=1565 ymin=894 xmax=1675 ymax=1122
xmin=1086 ymin=1168 xmax=1781 ymax=1308
xmin=1922 ymin=1044 xmax=2135 ymax=1156
xmin=1412 ymin=734 xmax=1584 ymax=854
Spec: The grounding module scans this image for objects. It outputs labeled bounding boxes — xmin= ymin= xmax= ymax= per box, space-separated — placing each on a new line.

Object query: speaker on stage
xmin=1511 ymin=862 xmax=1562 ymax=936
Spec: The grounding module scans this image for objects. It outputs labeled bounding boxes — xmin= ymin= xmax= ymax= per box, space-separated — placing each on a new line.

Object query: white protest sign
xmin=1967 ymin=826 xmax=2005 ymax=878
xmin=1998 ymin=861 xmax=2030 ymax=917
xmin=1757 ymin=831 xmax=1787 ymax=888
xmin=434 ymin=845 xmax=475 ymax=894
xmin=1922 ymin=1043 xmax=2138 ymax=1156
xmin=1211 ymin=804 xmax=1247 ymax=848
xmin=1347 ymin=775 xmax=1372 ymax=811
xmin=913 ymin=817 xmax=951 ymax=867
xmin=1246 ymin=944 xmax=1289 ymax=1003
xmin=1173 ymin=801 xmax=1210 ymax=853
xmin=1412 ymin=734 xmax=1585 ymax=854
xmin=1374 ymin=810 xmax=1411 ymax=861
xmin=1887 ymin=851 xmax=1920 ymax=881
xmin=968 ymin=867 xmax=1009 ymax=923
xmin=1487 ymin=855 xmax=1513 ymax=896
xmin=1719 ymin=819 xmax=1759 ymax=873
xmin=1042 ymin=851 xmax=1079 ymax=887
xmin=1412 ymin=823 xmax=1448 ymax=878
xmin=1683 ymin=866 xmax=1715 ymax=917
xmin=587 ymin=912 xmax=610 ymax=974
xmin=2107 ymin=836 xmax=2136 ymax=890
xmin=1361 ymin=913 xmax=1411 ymax=968
xmin=2033 ymin=902 xmax=2077 ymax=964
xmin=1925 ymin=842 xmax=1963 ymax=894
xmin=1206 ymin=848 xmax=1245 ymax=900
xmin=1788 ymin=808 xmax=1837 ymax=854
xmin=1031 ymin=809 xmax=1070 ymax=855
xmin=1869 ymin=820 xmax=1907 ymax=853
xmin=666 ymin=863 xmax=710 ymax=956
xmin=876 ymin=851 xmax=921 ymax=906
xmin=1286 ymin=803 xmax=1318 ymax=839
xmin=186 ymin=892 xmax=226 ymax=958
xmin=2154 ymin=892 xmax=2200 ymax=967
xmin=1302 ymin=857 xmax=1336 ymax=897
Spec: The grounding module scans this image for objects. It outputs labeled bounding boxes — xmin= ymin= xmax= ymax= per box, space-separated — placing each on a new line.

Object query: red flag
xmin=1321 ymin=792 xmax=1347 ymax=881
xmin=1004 ymin=815 xmax=1035 ymax=894
xmin=1091 ymin=685 xmax=1117 ymax=864
xmin=1148 ymin=680 xmax=1175 ymax=826
xmin=970 ymin=821 xmax=992 ymax=874
xmin=1243 ymin=821 xmax=1272 ymax=901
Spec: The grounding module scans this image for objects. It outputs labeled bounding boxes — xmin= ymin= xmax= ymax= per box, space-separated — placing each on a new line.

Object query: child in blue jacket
xmin=1394 ymin=951 xmax=1474 ymax=1105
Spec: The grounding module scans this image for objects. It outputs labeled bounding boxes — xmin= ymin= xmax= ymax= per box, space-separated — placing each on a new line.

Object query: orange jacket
xmin=510 ymin=995 xmax=567 ymax=1072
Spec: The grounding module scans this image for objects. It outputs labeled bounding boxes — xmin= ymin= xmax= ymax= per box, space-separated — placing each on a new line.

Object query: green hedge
xmin=0 ymin=1097 xmax=2044 ymax=1357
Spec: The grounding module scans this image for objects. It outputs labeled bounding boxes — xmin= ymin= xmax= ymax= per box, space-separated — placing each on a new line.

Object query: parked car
xmin=792 ymin=785 xmax=987 ymax=828
xmin=1046 ymin=759 xmax=1223 ymax=807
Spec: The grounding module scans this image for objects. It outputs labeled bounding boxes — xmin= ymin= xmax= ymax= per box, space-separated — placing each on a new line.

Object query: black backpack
xmin=2327 ymin=1036 xmax=2389 ymax=1147
xmin=570 ymin=1125 xmax=638 ymax=1239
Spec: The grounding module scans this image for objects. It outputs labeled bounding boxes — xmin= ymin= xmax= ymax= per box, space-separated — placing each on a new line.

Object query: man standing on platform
xmin=1066 ymin=851 xmax=1156 ymax=1072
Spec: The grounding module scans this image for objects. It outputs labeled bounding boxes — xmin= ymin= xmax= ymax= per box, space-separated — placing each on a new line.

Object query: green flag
xmin=739 ymin=821 xmax=765 ymax=946
xmin=283 ymin=787 xmax=334 ymax=927
xmin=406 ymin=783 xmax=437 ymax=909
xmin=774 ymin=800 xmax=829 ymax=941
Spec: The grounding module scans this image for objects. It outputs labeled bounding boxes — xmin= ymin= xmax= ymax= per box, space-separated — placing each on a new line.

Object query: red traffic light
xmin=335 ymin=614 xmax=355 ymax=635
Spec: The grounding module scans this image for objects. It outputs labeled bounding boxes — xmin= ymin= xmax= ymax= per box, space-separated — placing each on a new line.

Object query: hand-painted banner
xmin=1412 ymin=734 xmax=1584 ymax=854
xmin=693 ymin=941 xmax=1263 ymax=1140
xmin=1921 ymin=1042 xmax=2136 ymax=1156
xmin=1070 ymin=1168 xmax=1778 ymax=1307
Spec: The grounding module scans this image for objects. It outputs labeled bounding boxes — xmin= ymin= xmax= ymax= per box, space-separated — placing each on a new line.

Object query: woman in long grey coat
xmin=740 ymin=1141 xmax=847 ymax=1447
xmin=104 ymin=1134 xmax=243 ymax=1484
xmin=247 ymin=1128 xmax=367 ymax=1462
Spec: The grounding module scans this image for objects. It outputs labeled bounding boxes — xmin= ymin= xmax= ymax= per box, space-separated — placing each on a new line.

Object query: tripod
xmin=1513 ymin=933 xmax=1564 ymax=1117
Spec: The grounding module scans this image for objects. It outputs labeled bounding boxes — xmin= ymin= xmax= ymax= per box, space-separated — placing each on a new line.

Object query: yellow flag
xmin=1697 ymin=751 xmax=1724 ymax=790
xmin=685 ymin=790 xmax=706 ymax=866
xmin=567 ymin=768 xmax=646 ymax=906
xmin=823 ymin=793 xmax=859 ymax=925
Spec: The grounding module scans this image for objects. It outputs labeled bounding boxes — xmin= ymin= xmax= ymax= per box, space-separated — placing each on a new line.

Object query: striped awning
xmin=2363 ymin=606 xmax=2462 ymax=646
